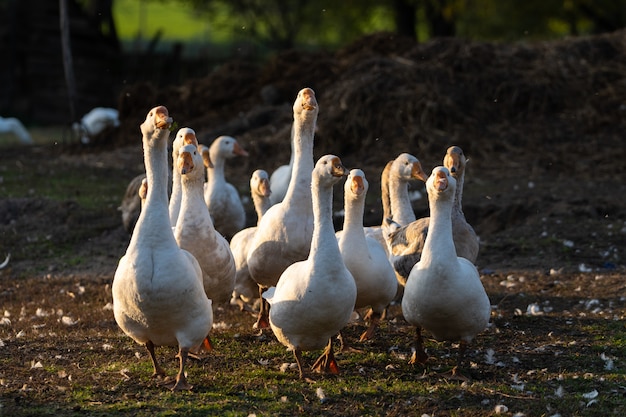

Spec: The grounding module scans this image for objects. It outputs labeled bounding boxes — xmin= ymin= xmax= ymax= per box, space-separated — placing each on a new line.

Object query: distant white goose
xmin=337 ymin=169 xmax=397 ymax=342
xmin=266 ymin=155 xmax=356 ymax=379
xmin=246 ymin=87 xmax=318 ymax=329
xmin=204 ymin=135 xmax=248 ymax=240
xmin=401 ymin=166 xmax=490 ymax=380
xmin=0 ymin=116 xmax=33 ymax=144
xmin=169 ymin=127 xmax=201 ymax=228
xmin=175 ymin=143 xmax=236 ymax=305
xmin=72 ymin=107 xmax=119 ymax=144
xmin=230 ymin=170 xmax=272 ymax=309
xmin=387 ymin=146 xmax=479 ymax=282
xmin=269 ymin=126 xmax=294 ymax=205
xmin=112 ymin=106 xmax=212 ymax=391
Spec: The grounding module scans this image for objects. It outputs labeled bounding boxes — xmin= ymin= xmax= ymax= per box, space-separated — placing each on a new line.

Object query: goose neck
xmin=309 ymin=178 xmax=340 ymax=261
xmin=420 ymin=195 xmax=455 ymax=265
xmin=282 ymin=122 xmax=314 ymax=204
xmin=389 ymin=176 xmax=414 ymax=224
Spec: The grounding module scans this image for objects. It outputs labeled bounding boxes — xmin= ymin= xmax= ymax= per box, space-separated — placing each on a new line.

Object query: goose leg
xmin=294 ymin=347 xmax=305 ymax=379
xmin=311 ymin=338 xmax=340 ymax=375
xmin=359 ymin=309 xmax=382 ymax=342
xmin=408 ymin=326 xmax=428 ymax=366
xmin=145 ymin=340 xmax=167 ymax=378
xmin=439 ymin=340 xmax=470 ymax=381
xmin=170 ymin=347 xmax=194 ymax=391
xmin=253 ymin=286 xmax=270 ymax=329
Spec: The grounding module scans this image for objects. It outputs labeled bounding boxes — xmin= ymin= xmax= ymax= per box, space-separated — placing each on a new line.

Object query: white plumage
xmin=169 ymin=127 xmax=200 ymax=228
xmin=174 ymin=142 xmax=236 ymax=305
xmin=112 ymin=106 xmax=212 ymax=391
xmin=230 ymin=169 xmax=272 ymax=308
xmin=246 ymin=87 xmax=318 ymax=328
xmin=0 ymin=116 xmax=33 ymax=144
xmin=337 ymin=169 xmax=398 ymax=342
xmin=402 ymin=166 xmax=490 ymax=380
xmin=204 ymin=135 xmax=248 ymax=240
xmin=72 ymin=107 xmax=119 ymax=144
xmin=266 ymin=155 xmax=356 ymax=379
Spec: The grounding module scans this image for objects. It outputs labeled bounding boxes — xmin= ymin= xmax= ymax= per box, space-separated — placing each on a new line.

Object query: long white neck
xmin=180 ymin=171 xmax=213 ymax=227
xmin=131 ymin=127 xmax=174 ymax=246
xmin=309 ymin=176 xmax=341 ymax=264
xmin=207 ymin=153 xmax=226 ymax=187
xmin=252 ymin=192 xmax=271 ymax=226
xmin=282 ymin=117 xmax=315 ymax=208
xmin=342 ymin=193 xmax=366 ymax=243
xmin=169 ymin=165 xmax=182 ymax=226
xmin=389 ymin=174 xmax=415 ymax=225
xmin=420 ymin=193 xmax=455 ymax=267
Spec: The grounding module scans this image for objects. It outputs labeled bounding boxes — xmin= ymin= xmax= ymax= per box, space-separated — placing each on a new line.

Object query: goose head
xmin=174 ymin=127 xmax=199 ymax=148
xmin=392 ymin=153 xmax=428 ymax=183
xmin=427 ymin=166 xmax=457 ymax=200
xmin=210 ymin=135 xmax=249 ymax=161
xmin=140 ymin=105 xmax=172 ymax=138
xmin=138 ymin=177 xmax=148 ymax=202
xmin=345 ymin=168 xmax=368 ymax=201
xmin=293 ymin=87 xmax=318 ymax=124
xmin=443 ymin=146 xmax=466 ymax=178
xmin=177 ymin=143 xmax=202 ymax=177
xmin=251 ymin=169 xmax=271 ymax=198
xmin=314 ymin=155 xmax=347 ymax=186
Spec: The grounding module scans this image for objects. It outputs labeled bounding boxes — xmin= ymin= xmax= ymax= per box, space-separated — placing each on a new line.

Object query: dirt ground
xmin=1 ymin=31 xmax=625 ymax=415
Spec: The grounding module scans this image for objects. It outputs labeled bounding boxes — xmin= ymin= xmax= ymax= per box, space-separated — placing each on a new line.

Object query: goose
xmin=112 ymin=106 xmax=213 ymax=391
xmin=119 ymin=173 xmax=147 ymax=234
xmin=266 ymin=155 xmax=356 ymax=379
xmin=204 ymin=135 xmax=248 ymax=240
xmin=269 ymin=126 xmax=294 ymax=205
xmin=230 ymin=169 xmax=272 ymax=309
xmin=246 ymin=87 xmax=318 ymax=329
xmin=401 ymin=166 xmax=490 ymax=380
xmin=174 ymin=142 xmax=236 ymax=305
xmin=169 ymin=127 xmax=201 ymax=228
xmin=340 ymin=154 xmax=427 ymax=259
xmin=0 ymin=116 xmax=33 ymax=144
xmin=72 ymin=107 xmax=119 ymax=144
xmin=337 ymin=169 xmax=398 ymax=342
xmin=387 ymin=146 xmax=479 ymax=282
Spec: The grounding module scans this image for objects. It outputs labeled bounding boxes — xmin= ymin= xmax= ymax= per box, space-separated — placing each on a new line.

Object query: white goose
xmin=230 ymin=169 xmax=272 ymax=309
xmin=0 ymin=116 xmax=33 ymax=144
xmin=204 ymin=135 xmax=248 ymax=240
xmin=246 ymin=87 xmax=318 ymax=329
xmin=401 ymin=166 xmax=490 ymax=380
xmin=337 ymin=169 xmax=397 ymax=342
xmin=266 ymin=155 xmax=356 ymax=379
xmin=169 ymin=127 xmax=201 ymax=228
xmin=175 ymin=142 xmax=236 ymax=305
xmin=112 ymin=106 xmax=212 ymax=391
xmin=72 ymin=107 xmax=119 ymax=144
xmin=387 ymin=146 xmax=479 ymax=282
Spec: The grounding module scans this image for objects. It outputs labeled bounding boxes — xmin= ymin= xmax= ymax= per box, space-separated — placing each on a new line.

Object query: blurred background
xmin=1 ymin=0 xmax=625 ymax=129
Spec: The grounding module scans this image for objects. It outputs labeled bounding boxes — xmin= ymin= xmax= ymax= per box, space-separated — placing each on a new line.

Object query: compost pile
xmin=115 ymin=30 xmax=626 ymax=170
